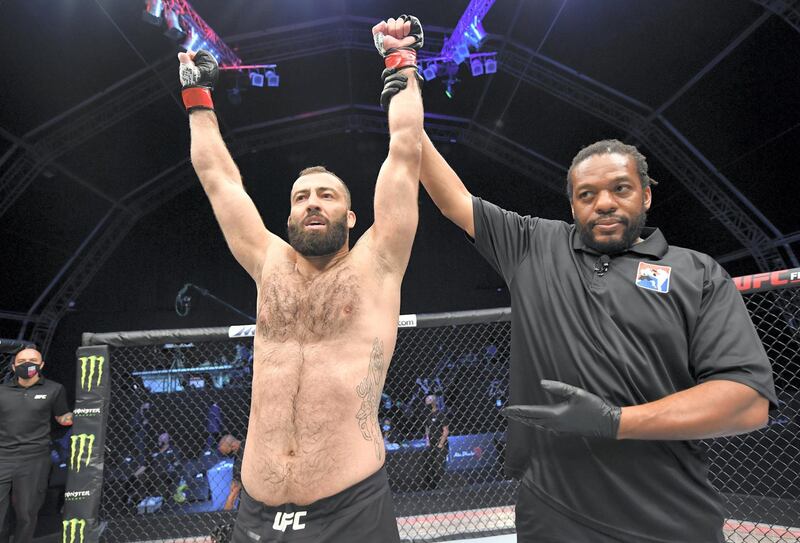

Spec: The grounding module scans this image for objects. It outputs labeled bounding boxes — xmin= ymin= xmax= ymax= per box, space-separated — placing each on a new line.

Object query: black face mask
xmin=14 ymin=362 xmax=41 ymax=380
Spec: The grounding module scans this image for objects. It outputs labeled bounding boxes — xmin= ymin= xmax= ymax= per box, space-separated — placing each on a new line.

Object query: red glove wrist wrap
xmin=182 ymin=87 xmax=214 ymax=112
xmin=384 ymin=48 xmax=417 ymax=70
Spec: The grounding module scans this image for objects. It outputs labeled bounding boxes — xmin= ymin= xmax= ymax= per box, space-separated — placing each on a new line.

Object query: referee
xmin=0 ymin=348 xmax=72 ymax=543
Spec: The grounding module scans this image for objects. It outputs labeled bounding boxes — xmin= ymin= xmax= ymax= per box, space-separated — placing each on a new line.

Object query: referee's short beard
xmin=576 ymin=208 xmax=648 ymax=255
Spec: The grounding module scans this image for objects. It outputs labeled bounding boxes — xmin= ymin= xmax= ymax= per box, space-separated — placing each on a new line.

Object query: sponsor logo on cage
xmin=73 ymin=408 xmax=101 ymax=417
xmin=78 ymin=355 xmax=104 ymax=391
xmin=62 ymin=518 xmax=86 ymax=543
xmin=398 ymin=314 xmax=417 ymax=328
xmin=733 ymin=269 xmax=800 ymax=293
xmin=272 ymin=511 xmax=307 ymax=532
xmin=634 ymin=262 xmax=671 ymax=293
xmin=453 ymin=446 xmax=483 ymax=460
xmin=230 ymin=315 xmax=418 ymax=336
xmin=64 ymin=490 xmax=92 ymax=501
xmin=70 ymin=434 xmax=95 ymax=472
xmin=229 ymin=324 xmax=256 ymax=338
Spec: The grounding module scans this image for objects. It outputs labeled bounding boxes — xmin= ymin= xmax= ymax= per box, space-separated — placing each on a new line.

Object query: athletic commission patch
xmin=635 ymin=262 xmax=671 ymax=293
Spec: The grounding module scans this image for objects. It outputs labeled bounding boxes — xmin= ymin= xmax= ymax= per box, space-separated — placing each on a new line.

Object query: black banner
xmin=62 ymin=346 xmax=111 ymax=543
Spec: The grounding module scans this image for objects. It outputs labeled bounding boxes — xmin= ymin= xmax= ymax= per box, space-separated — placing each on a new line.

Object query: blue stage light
xmin=163 ymin=9 xmax=186 ymax=41
xmin=266 ymin=70 xmax=280 ymax=88
xmin=250 ymin=72 xmax=264 ymax=87
xmin=423 ymin=64 xmax=438 ymax=81
xmin=180 ymin=25 xmax=199 ymax=52
xmin=470 ymin=58 xmax=484 ymax=77
xmin=484 ymin=57 xmax=497 ymax=74
xmin=454 ymin=44 xmax=469 ymax=64
xmin=142 ymin=0 xmax=163 ymax=25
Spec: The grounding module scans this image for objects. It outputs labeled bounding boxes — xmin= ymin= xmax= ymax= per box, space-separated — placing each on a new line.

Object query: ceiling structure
xmin=1 ymin=0 xmax=799 ymax=357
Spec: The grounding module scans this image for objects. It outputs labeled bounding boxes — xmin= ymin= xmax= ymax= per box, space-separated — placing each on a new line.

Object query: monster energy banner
xmin=62 ymin=346 xmax=111 ymax=543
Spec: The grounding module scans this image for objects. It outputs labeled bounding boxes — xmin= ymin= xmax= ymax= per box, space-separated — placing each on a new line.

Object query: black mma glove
xmin=501 ymin=380 xmax=622 ymax=439
xmin=373 ymin=14 xmax=424 ymax=110
xmin=179 ymin=49 xmax=219 ymax=113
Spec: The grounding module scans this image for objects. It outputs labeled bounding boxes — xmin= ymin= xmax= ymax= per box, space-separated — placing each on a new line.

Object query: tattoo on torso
xmin=356 ymin=338 xmax=385 ymax=461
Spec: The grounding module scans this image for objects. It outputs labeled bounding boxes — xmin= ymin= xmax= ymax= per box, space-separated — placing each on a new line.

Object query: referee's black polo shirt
xmin=0 ymin=376 xmax=69 ymax=457
xmin=471 ymin=197 xmax=777 ymax=543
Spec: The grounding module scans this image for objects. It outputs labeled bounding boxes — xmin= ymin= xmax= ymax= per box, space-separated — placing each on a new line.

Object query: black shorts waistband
xmin=240 ymin=466 xmax=390 ymax=521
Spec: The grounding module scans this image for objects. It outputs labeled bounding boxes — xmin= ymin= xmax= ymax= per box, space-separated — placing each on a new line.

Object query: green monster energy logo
xmin=62 ymin=518 xmax=86 ymax=543
xmin=79 ymin=355 xmax=104 ymax=391
xmin=70 ymin=434 xmax=95 ymax=472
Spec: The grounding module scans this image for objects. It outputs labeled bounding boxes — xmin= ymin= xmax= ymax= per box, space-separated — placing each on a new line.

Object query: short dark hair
xmin=566 ymin=139 xmax=658 ymax=199
xmin=297 ymin=166 xmax=351 ymax=208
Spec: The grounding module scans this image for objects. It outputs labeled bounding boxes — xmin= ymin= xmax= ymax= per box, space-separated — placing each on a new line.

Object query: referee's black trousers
xmin=0 ymin=453 xmax=51 ymax=543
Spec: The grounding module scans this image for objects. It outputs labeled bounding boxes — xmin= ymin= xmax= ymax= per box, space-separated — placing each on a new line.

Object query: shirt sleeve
xmin=470 ymin=196 xmax=537 ymax=285
xmin=689 ymin=260 xmax=779 ymax=410
xmin=51 ymin=383 xmax=70 ymax=417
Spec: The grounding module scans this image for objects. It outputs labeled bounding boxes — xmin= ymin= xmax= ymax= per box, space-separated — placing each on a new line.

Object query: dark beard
xmin=287 ymin=213 xmax=349 ymax=256
xmin=576 ymin=209 xmax=648 ymax=254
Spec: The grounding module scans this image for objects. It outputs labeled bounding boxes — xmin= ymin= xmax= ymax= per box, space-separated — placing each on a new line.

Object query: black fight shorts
xmin=232 ymin=467 xmax=400 ymax=543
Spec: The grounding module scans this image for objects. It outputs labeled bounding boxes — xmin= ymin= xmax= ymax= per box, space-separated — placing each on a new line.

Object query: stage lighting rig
xmin=418 ymin=0 xmax=498 ymax=98
xmin=140 ymin=0 xmax=280 ymax=100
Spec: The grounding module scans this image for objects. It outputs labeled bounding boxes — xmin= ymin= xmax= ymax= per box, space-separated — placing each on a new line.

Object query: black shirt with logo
xmin=471 ymin=197 xmax=778 ymax=542
xmin=0 ymin=376 xmax=70 ymax=457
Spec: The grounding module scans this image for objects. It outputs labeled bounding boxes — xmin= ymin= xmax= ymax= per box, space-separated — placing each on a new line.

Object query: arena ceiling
xmin=1 ymin=0 xmax=799 ymax=356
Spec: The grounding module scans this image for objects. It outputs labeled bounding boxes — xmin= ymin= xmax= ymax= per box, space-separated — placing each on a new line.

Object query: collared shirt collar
xmin=571 ymin=226 xmax=668 ymax=259
xmin=8 ymin=375 xmax=46 ymax=388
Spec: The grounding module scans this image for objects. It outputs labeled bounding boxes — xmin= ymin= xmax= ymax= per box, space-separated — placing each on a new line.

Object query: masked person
xmin=0 ymin=348 xmax=72 ymax=543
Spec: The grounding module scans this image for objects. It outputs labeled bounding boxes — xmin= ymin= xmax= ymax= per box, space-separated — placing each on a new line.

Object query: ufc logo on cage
xmin=272 ymin=511 xmax=307 ymax=532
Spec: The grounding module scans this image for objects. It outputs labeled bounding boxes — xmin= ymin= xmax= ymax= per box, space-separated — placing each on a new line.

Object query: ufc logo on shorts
xmin=272 ymin=511 xmax=307 ymax=532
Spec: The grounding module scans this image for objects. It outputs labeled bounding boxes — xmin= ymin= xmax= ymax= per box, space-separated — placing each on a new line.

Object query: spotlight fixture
xmin=470 ymin=57 xmax=484 ymax=77
xmin=142 ymin=0 xmax=164 ymax=25
xmin=249 ymin=72 xmax=264 ymax=88
xmin=180 ymin=24 xmax=199 ymax=52
xmin=484 ymin=57 xmax=497 ymax=74
xmin=454 ymin=44 xmax=470 ymax=65
xmin=423 ymin=63 xmax=438 ymax=81
xmin=266 ymin=70 xmax=280 ymax=88
xmin=163 ymin=8 xmax=186 ymax=41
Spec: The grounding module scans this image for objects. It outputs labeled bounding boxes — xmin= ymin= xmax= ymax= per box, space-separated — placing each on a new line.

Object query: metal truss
xmin=12 ymin=15 xmax=798 ymax=352
xmin=25 ymin=106 xmax=563 ymax=355
xmin=752 ymin=0 xmax=800 ymax=33
xmin=496 ymin=39 xmax=792 ymax=270
xmin=0 ymin=57 xmax=176 ymax=217
xmin=0 ymin=17 xmax=448 ymax=217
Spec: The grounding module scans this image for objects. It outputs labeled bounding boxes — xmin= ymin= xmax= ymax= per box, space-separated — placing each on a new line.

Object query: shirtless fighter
xmin=178 ymin=15 xmax=424 ymax=543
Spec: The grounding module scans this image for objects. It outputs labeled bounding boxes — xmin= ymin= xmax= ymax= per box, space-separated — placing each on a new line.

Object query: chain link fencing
xmin=65 ymin=272 xmax=799 ymax=542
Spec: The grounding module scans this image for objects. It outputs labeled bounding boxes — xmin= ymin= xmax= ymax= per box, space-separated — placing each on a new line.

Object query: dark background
xmin=1 ymin=0 xmax=799 ymax=396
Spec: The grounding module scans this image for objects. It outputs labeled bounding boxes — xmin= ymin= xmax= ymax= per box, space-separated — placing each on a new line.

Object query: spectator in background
xmin=423 ymin=395 xmax=449 ymax=490
xmin=132 ymin=401 xmax=153 ymax=466
xmin=206 ymin=401 xmax=225 ymax=450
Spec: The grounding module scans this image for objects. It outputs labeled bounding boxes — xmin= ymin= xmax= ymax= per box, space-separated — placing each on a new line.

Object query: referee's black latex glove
xmin=501 ymin=380 xmax=621 ymax=439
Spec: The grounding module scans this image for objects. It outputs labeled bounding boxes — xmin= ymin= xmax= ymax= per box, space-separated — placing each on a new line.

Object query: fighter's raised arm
xmin=179 ymin=50 xmax=276 ymax=281
xmin=360 ymin=16 xmax=424 ymax=274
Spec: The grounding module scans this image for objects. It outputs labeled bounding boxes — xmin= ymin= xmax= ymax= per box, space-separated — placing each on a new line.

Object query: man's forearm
xmin=387 ymin=69 xmax=423 ymax=162
xmin=617 ymin=380 xmax=769 ymax=440
xmin=189 ymin=111 xmax=241 ymax=187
